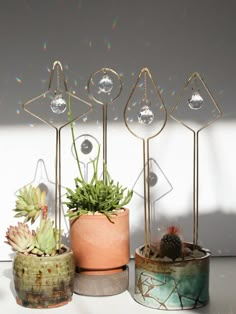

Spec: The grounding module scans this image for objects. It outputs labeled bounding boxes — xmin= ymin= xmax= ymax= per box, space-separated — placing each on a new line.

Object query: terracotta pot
xmin=13 ymin=247 xmax=75 ymax=308
xmin=134 ymin=242 xmax=210 ymax=310
xmin=70 ymin=209 xmax=130 ymax=274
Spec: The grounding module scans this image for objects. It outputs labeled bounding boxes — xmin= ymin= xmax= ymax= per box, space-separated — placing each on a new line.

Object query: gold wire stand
xmin=87 ymin=68 xmax=122 ymax=181
xmin=123 ymin=67 xmax=167 ymax=256
xmin=22 ymin=60 xmax=93 ymax=250
xmin=170 ymin=72 xmax=222 ymax=246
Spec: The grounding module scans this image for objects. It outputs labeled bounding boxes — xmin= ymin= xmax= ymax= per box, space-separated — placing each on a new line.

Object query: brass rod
xmin=55 ymin=129 xmax=59 ymax=231
xmin=142 ymin=139 xmax=148 ymax=256
xmin=103 ymin=103 xmax=108 ymax=182
xmin=58 ymin=128 xmax=62 ymax=250
xmin=195 ymin=131 xmax=200 ymax=246
xmin=146 ymin=139 xmax=151 ymax=251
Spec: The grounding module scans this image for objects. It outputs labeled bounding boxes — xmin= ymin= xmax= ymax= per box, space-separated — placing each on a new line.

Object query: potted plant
xmin=64 ymin=109 xmax=133 ymax=296
xmin=134 ymin=225 xmax=210 ymax=310
xmin=5 ymin=185 xmax=75 ymax=308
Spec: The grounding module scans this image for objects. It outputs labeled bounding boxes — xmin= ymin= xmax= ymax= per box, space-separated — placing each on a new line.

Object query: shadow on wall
xmin=130 ymin=209 xmax=236 ymax=257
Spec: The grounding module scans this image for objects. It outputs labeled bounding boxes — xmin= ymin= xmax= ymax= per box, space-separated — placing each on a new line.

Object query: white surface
xmin=0 ymin=257 xmax=235 ymax=314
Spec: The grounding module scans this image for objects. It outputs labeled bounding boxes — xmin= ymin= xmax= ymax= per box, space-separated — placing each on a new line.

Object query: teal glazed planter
xmin=134 ymin=243 xmax=210 ymax=310
xmin=13 ymin=247 xmax=75 ymax=308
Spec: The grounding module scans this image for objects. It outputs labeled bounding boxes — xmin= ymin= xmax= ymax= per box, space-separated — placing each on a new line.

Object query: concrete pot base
xmin=74 ymin=265 xmax=129 ymax=296
xmin=134 ymin=243 xmax=210 ymax=310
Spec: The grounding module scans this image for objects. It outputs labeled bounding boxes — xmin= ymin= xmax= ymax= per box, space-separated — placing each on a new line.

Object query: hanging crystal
xmin=188 ymin=91 xmax=203 ymax=110
xmin=50 ymin=94 xmax=67 ymax=114
xmin=98 ymin=74 xmax=113 ymax=94
xmin=148 ymin=171 xmax=158 ymax=187
xmin=80 ymin=139 xmax=93 ymax=155
xmin=138 ymin=99 xmax=154 ymax=125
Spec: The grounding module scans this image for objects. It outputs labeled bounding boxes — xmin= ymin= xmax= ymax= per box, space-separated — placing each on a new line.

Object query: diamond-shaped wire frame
xmin=123 ymin=68 xmax=168 ymax=256
xmin=133 ymin=158 xmax=173 ymax=203
xmin=170 ymin=72 xmax=222 ymax=246
xmin=132 ymin=158 xmax=173 ymax=243
xmin=170 ymin=72 xmax=222 ymax=132
xmin=15 ymin=159 xmax=70 ymax=240
xmin=22 ymin=61 xmax=93 ymax=251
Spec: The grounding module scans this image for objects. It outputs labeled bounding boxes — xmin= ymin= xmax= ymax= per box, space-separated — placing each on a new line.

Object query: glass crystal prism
xmin=138 ymin=105 xmax=154 ymax=125
xmin=188 ymin=91 xmax=203 ymax=110
xmin=98 ymin=74 xmax=113 ymax=94
xmin=148 ymin=171 xmax=158 ymax=187
xmin=50 ymin=94 xmax=67 ymax=114
xmin=80 ymin=139 xmax=93 ymax=155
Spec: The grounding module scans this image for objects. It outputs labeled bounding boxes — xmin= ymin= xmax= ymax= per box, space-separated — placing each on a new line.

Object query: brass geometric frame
xmin=87 ymin=68 xmax=123 ymax=180
xmin=124 ymin=67 xmax=168 ymax=256
xmin=22 ymin=60 xmax=93 ymax=250
xmin=170 ymin=72 xmax=222 ymax=246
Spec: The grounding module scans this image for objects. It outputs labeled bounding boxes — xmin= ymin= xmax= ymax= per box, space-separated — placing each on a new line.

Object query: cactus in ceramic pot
xmin=159 ymin=225 xmax=183 ymax=261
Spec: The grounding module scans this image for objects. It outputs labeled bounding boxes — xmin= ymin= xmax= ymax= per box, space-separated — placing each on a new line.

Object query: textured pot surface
xmin=74 ymin=265 xmax=129 ymax=296
xmin=13 ymin=248 xmax=75 ymax=308
xmin=70 ymin=209 xmax=130 ymax=271
xmin=134 ymin=243 xmax=210 ymax=310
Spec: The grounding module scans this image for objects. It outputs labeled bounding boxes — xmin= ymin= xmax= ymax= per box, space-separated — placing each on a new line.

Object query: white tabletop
xmin=0 ymin=257 xmax=234 ymax=314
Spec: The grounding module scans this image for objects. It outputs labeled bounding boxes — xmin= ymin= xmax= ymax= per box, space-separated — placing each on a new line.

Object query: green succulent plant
xmin=14 ymin=185 xmax=46 ymax=224
xmin=5 ymin=222 xmax=36 ymax=254
xmin=65 ymin=97 xmax=133 ymax=222
xmin=32 ymin=218 xmax=58 ymax=256
xmin=5 ymin=184 xmax=61 ymax=256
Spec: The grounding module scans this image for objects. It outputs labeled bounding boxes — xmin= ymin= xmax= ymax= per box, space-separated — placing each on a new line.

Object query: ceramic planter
xmin=13 ymin=247 xmax=75 ymax=308
xmin=70 ymin=209 xmax=130 ymax=296
xmin=134 ymin=242 xmax=210 ymax=310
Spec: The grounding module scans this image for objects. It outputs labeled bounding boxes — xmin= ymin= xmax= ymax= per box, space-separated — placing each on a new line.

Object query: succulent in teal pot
xmin=5 ymin=185 xmax=75 ymax=308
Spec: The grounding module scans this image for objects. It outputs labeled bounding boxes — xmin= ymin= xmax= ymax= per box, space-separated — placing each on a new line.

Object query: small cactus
xmin=14 ymin=185 xmax=46 ymax=224
xmin=5 ymin=222 xmax=36 ymax=254
xmin=159 ymin=226 xmax=183 ymax=261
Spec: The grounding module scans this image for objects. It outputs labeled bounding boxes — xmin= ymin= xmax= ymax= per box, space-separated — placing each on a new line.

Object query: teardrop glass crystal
xmin=188 ymin=91 xmax=203 ymax=110
xmin=98 ymin=74 xmax=113 ymax=94
xmin=50 ymin=94 xmax=67 ymax=114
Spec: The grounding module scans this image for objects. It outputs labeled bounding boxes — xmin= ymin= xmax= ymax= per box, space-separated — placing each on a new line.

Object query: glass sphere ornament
xmin=50 ymin=94 xmax=67 ymax=114
xmin=80 ymin=139 xmax=93 ymax=155
xmin=98 ymin=74 xmax=113 ymax=94
xmin=148 ymin=171 xmax=158 ymax=187
xmin=188 ymin=91 xmax=203 ymax=110
xmin=138 ymin=99 xmax=154 ymax=124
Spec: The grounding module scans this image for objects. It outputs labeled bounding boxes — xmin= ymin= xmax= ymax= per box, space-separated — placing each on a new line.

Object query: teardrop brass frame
xmin=123 ymin=67 xmax=167 ymax=256
xmin=170 ymin=72 xmax=222 ymax=246
xmin=22 ymin=60 xmax=93 ymax=250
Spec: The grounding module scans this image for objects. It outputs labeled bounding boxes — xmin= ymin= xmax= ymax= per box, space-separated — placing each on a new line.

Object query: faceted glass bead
xmin=188 ymin=91 xmax=203 ymax=110
xmin=50 ymin=94 xmax=67 ymax=114
xmin=138 ymin=105 xmax=154 ymax=125
xmin=80 ymin=139 xmax=93 ymax=155
xmin=149 ymin=171 xmax=158 ymax=187
xmin=98 ymin=74 xmax=113 ymax=94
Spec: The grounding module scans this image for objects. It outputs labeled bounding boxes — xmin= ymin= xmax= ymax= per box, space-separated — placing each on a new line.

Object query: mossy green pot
xmin=134 ymin=242 xmax=210 ymax=310
xmin=13 ymin=247 xmax=75 ymax=308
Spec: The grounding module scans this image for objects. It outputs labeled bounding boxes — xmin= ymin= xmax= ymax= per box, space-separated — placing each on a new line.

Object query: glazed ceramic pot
xmin=134 ymin=242 xmax=210 ymax=310
xmin=70 ymin=209 xmax=130 ymax=275
xmin=13 ymin=247 xmax=75 ymax=308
